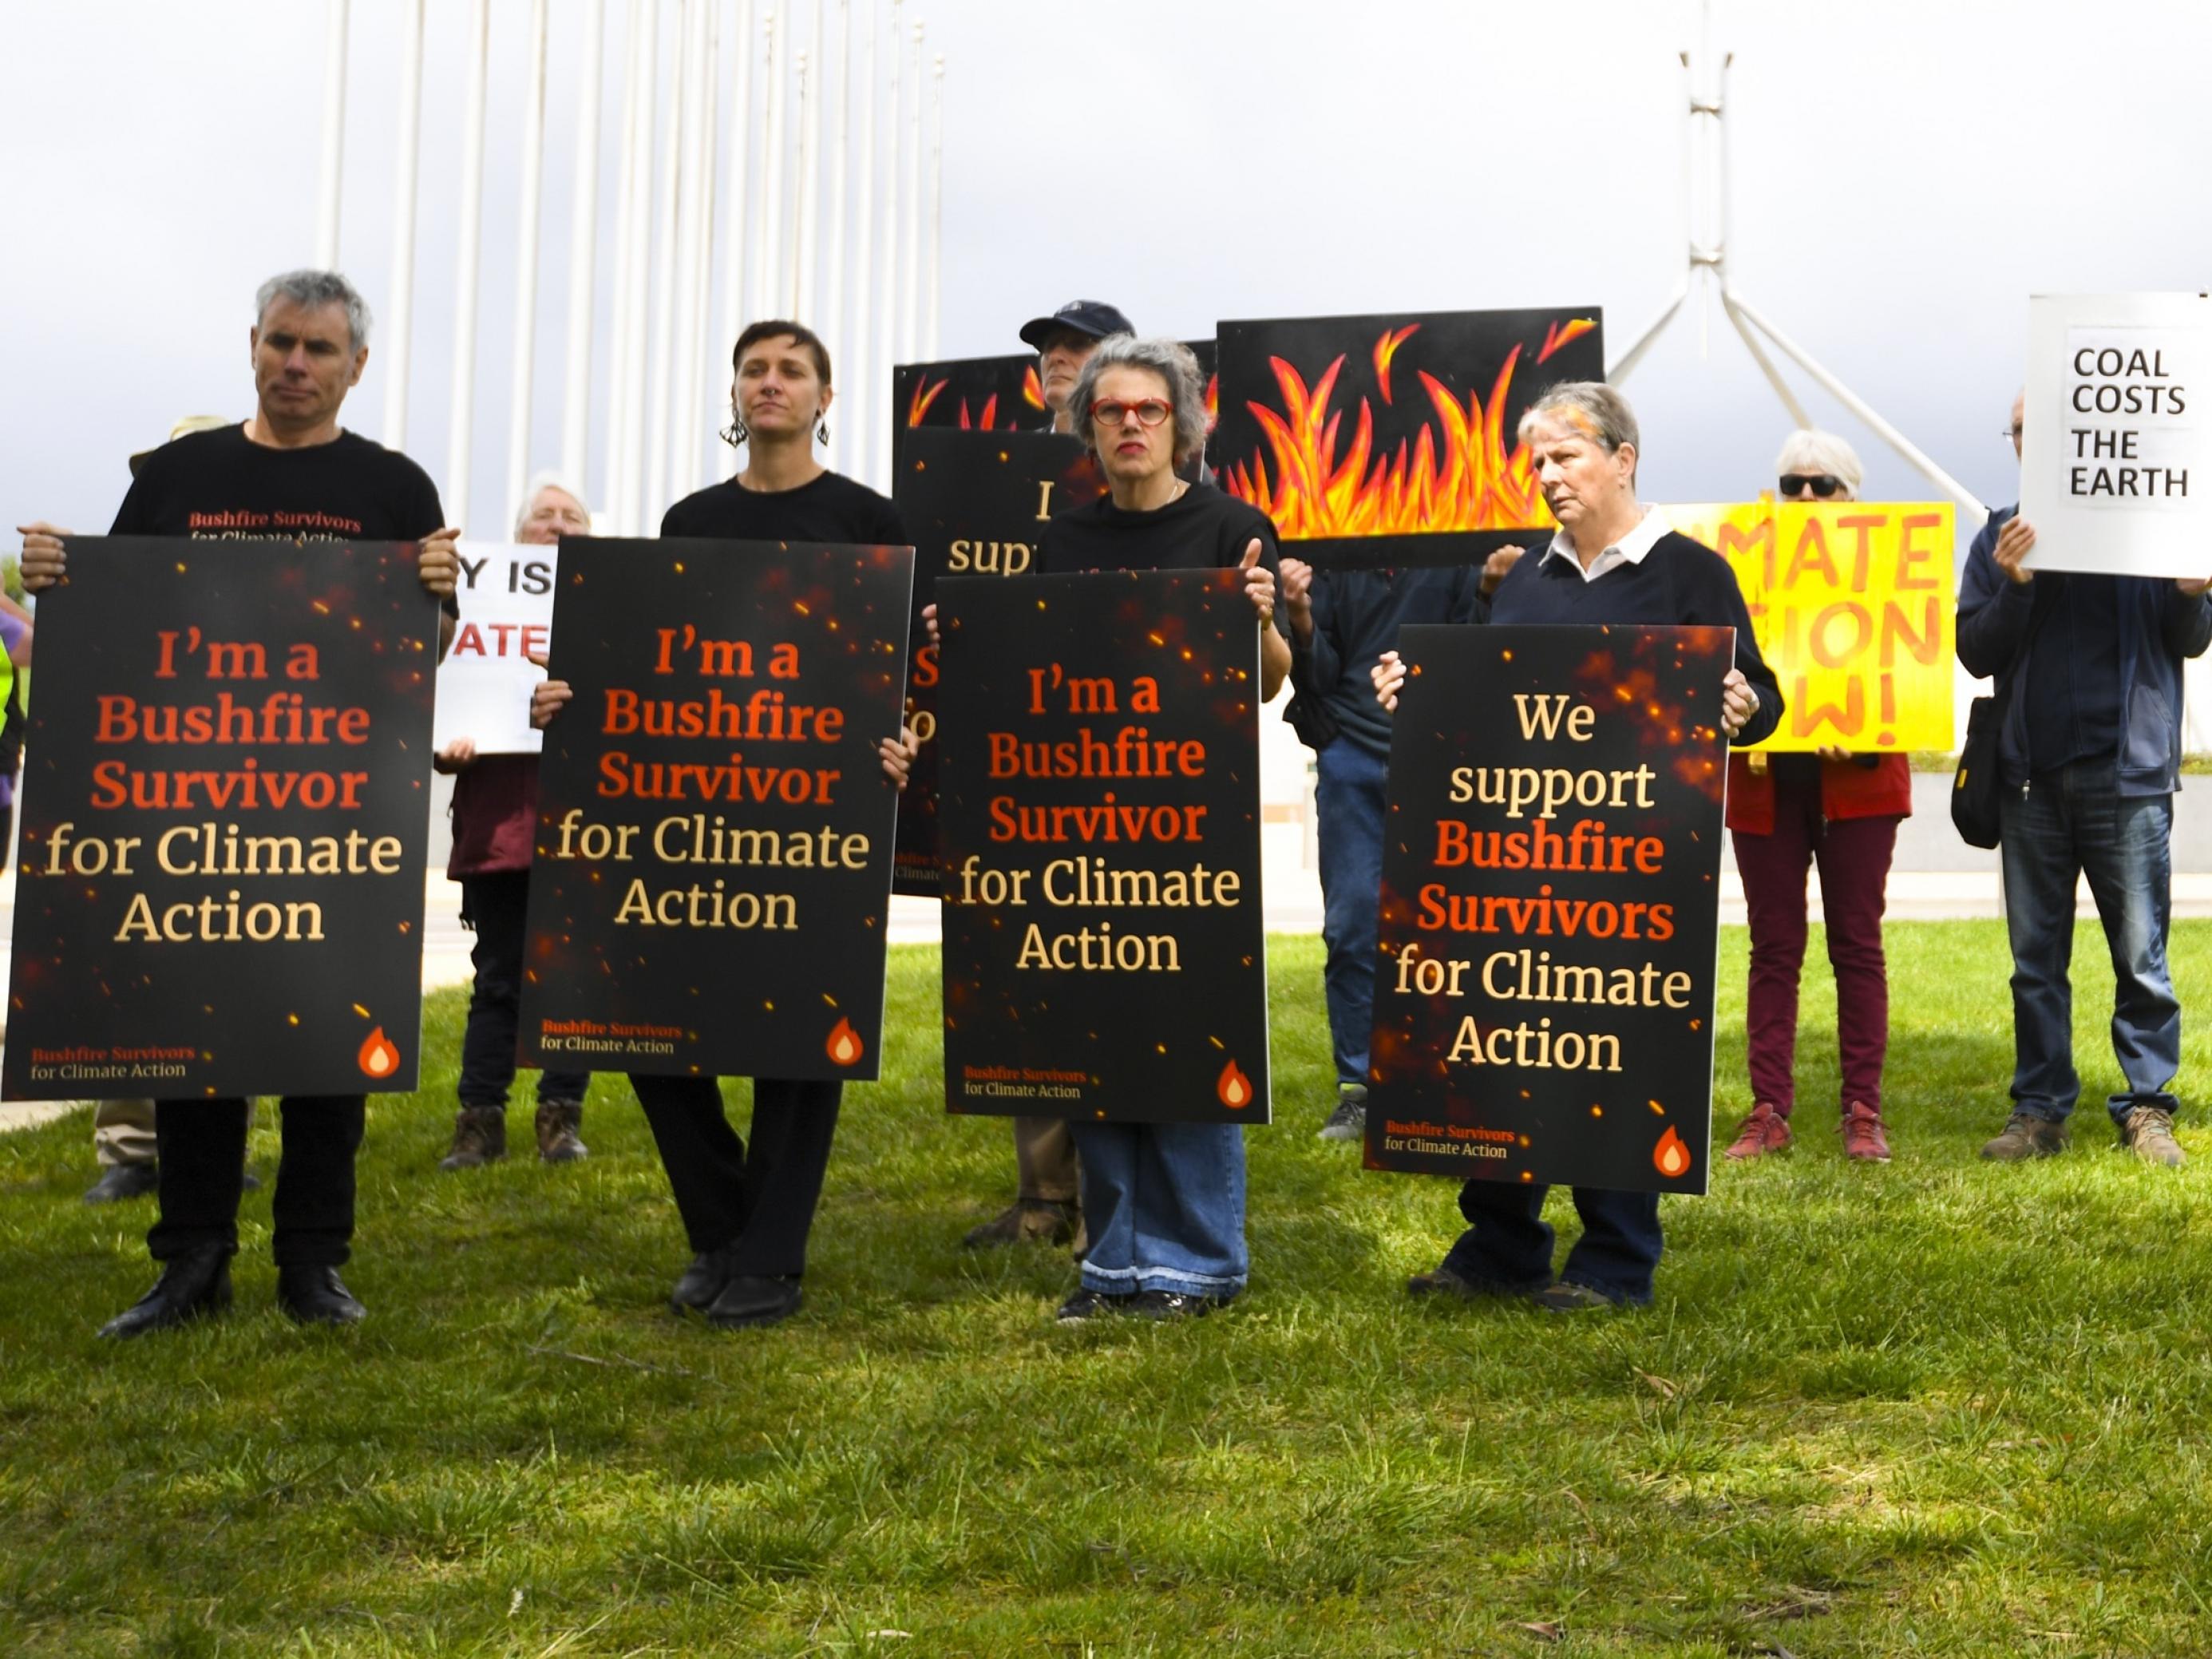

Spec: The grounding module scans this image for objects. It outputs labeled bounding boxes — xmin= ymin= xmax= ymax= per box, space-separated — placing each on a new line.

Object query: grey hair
xmin=1775 ymin=429 xmax=1863 ymax=495
xmin=513 ymin=470 xmax=593 ymax=535
xmin=1518 ymin=381 xmax=1641 ymax=474
xmin=255 ymin=269 xmax=374 ymax=352
xmin=1066 ymin=334 xmax=1206 ymax=468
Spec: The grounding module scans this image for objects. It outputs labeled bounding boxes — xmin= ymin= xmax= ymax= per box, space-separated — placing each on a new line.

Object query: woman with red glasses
xmin=1723 ymin=430 xmax=1913 ymax=1164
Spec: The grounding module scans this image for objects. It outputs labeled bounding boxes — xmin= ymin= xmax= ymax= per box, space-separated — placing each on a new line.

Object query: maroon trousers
xmin=1731 ymin=770 xmax=1901 ymax=1117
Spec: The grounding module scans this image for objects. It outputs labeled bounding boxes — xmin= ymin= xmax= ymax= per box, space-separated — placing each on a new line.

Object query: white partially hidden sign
xmin=2020 ymin=293 xmax=2212 ymax=577
xmin=431 ymin=540 xmax=556 ymax=754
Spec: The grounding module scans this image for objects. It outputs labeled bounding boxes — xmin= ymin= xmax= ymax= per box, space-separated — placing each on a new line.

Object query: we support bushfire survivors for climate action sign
xmin=890 ymin=430 xmax=1105 ymax=896
xmin=516 ymin=540 xmax=912 ymax=1081
xmin=1365 ymin=626 xmax=1730 ymax=1195
xmin=937 ymin=570 xmax=1269 ymax=1124
xmin=3 ymin=538 xmax=438 ymax=1100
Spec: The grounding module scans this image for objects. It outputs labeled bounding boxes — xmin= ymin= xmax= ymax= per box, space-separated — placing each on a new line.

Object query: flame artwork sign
xmin=1363 ymin=625 xmax=1727 ymax=1195
xmin=516 ymin=540 xmax=912 ymax=1081
xmin=2 ymin=538 xmax=439 ymax=1100
xmin=893 ymin=342 xmax=1219 ymax=477
xmin=936 ymin=570 xmax=1270 ymax=1124
xmin=1217 ymin=307 xmax=1603 ymax=571
xmin=889 ymin=430 xmax=1106 ymax=897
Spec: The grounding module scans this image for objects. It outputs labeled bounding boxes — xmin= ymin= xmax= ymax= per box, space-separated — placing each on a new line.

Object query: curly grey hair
xmin=255 ymin=269 xmax=374 ymax=353
xmin=1518 ymin=381 xmax=1640 ymax=477
xmin=1066 ymin=334 xmax=1206 ymax=469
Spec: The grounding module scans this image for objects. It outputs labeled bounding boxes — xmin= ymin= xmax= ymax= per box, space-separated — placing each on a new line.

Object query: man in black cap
xmin=1018 ymin=299 xmax=1134 ymax=438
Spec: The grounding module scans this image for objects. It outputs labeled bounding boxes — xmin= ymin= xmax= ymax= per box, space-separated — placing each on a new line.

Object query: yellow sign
xmin=1656 ymin=501 xmax=1955 ymax=753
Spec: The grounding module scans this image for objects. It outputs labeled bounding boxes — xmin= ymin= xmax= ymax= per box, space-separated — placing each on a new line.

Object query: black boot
xmin=83 ymin=1162 xmax=160 ymax=1205
xmin=669 ymin=1244 xmax=740 ymax=1314
xmin=706 ymin=1274 xmax=803 ymax=1329
xmin=276 ymin=1265 xmax=366 ymax=1325
xmin=439 ymin=1107 xmax=508 ymax=1171
xmin=98 ymin=1245 xmax=233 ymax=1339
xmin=534 ymin=1100 xmax=588 ymax=1163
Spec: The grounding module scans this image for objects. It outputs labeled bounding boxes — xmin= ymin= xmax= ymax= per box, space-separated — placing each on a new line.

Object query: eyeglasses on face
xmin=1779 ymin=473 xmax=1844 ymax=498
xmin=1090 ymin=398 xmax=1172 ymax=430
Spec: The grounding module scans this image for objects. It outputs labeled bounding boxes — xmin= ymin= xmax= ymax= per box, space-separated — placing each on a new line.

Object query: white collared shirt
xmin=1537 ymin=507 xmax=1666 ymax=584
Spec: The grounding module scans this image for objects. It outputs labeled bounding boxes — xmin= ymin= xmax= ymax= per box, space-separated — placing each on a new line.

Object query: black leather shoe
xmin=276 ymin=1265 xmax=366 ymax=1325
xmin=669 ymin=1245 xmax=739 ymax=1314
xmin=1130 ymin=1289 xmax=1237 ymax=1320
xmin=705 ymin=1274 xmax=802 ymax=1329
xmin=97 ymin=1246 xmax=232 ymax=1338
xmin=83 ymin=1163 xmax=160 ymax=1205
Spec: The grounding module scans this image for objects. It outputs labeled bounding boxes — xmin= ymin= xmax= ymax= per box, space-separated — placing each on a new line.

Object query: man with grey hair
xmin=18 ymin=267 xmax=460 ymax=1336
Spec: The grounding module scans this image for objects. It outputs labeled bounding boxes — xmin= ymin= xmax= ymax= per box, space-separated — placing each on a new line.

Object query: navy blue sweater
xmin=1284 ymin=566 xmax=1486 ymax=758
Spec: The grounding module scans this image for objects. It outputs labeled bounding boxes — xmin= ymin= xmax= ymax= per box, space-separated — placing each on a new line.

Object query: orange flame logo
xmin=357 ymin=1026 xmax=402 ymax=1080
xmin=825 ymin=1017 xmax=865 ymax=1067
xmin=1216 ymin=1059 xmax=1253 ymax=1110
xmin=1652 ymin=1125 xmax=1692 ymax=1179
xmin=1223 ymin=333 xmax=1555 ymax=537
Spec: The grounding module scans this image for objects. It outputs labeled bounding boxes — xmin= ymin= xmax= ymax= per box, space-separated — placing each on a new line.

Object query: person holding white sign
xmin=433 ymin=474 xmax=596 ymax=1171
xmin=1960 ymin=390 xmax=2212 ymax=1166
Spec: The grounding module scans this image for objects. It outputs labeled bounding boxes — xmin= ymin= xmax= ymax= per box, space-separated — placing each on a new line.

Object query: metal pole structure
xmin=791 ymin=47 xmax=813 ymax=318
xmin=849 ymin=0 xmax=880 ymax=489
xmin=560 ymin=0 xmax=606 ymax=490
xmin=719 ymin=0 xmax=757 ymax=478
xmin=924 ymin=53 xmax=942 ymax=360
xmin=502 ymin=0 xmax=550 ymax=526
xmin=680 ymin=0 xmax=719 ymax=505
xmin=663 ymin=0 xmax=709 ymax=512
xmin=758 ymin=10 xmax=785 ymax=318
xmin=643 ymin=0 xmax=690 ymax=532
xmin=880 ymin=0 xmax=902 ymax=394
xmin=382 ymin=0 xmax=425 ymax=450
xmin=822 ymin=0 xmax=850 ymax=469
xmin=445 ymin=0 xmax=493 ymax=531
xmin=607 ymin=0 xmax=656 ymax=531
xmin=314 ymin=0 xmax=349 ymax=268
xmin=794 ymin=0 xmax=824 ymax=324
xmin=896 ymin=19 xmax=923 ymax=370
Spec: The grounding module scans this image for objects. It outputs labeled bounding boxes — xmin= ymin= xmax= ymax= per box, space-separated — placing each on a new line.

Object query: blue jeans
xmin=1071 ymin=1120 xmax=1248 ymax=1297
xmin=1316 ymin=738 xmax=1390 ymax=1085
xmin=1999 ymin=762 xmax=2180 ymax=1126
xmin=1442 ymin=1181 xmax=1661 ymax=1305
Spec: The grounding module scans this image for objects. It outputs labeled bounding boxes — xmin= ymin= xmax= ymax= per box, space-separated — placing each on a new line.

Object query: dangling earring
xmin=718 ymin=410 xmax=750 ymax=449
xmin=816 ymin=416 xmax=831 ymax=445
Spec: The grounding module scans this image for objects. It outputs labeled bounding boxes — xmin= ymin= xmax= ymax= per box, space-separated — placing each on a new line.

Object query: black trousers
xmin=630 ymin=1075 xmax=841 ymax=1278
xmin=148 ymin=1097 xmax=365 ymax=1267
xmin=459 ymin=871 xmax=589 ymax=1110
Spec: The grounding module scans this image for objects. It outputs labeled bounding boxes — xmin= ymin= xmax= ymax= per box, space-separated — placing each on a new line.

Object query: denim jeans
xmin=1999 ymin=762 xmax=2180 ymax=1126
xmin=1441 ymin=1180 xmax=1662 ymax=1305
xmin=1316 ymin=738 xmax=1390 ymax=1085
xmin=1070 ymin=1120 xmax=1248 ymax=1297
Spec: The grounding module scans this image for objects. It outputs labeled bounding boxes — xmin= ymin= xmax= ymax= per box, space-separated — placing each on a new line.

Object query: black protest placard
xmin=1215 ymin=307 xmax=1603 ymax=568
xmin=893 ymin=342 xmax=1219 ymax=475
xmin=889 ymin=430 xmax=1106 ymax=896
xmin=4 ymin=538 xmax=438 ymax=1100
xmin=936 ymin=569 xmax=1268 ymax=1124
xmin=516 ymin=539 xmax=912 ymax=1081
xmin=1365 ymin=624 xmax=1728 ymax=1194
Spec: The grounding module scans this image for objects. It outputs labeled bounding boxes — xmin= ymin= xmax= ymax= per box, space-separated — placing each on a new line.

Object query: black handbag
xmin=1951 ymin=585 xmax=2055 ymax=849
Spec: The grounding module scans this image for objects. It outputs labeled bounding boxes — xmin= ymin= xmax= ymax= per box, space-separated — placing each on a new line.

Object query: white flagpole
xmin=758 ymin=10 xmax=785 ymax=317
xmin=924 ymin=53 xmax=942 ymax=361
xmin=501 ymin=0 xmax=548 ymax=527
xmin=382 ymin=0 xmax=425 ymax=450
xmin=644 ymin=0 xmax=691 ymax=533
xmin=719 ymin=0 xmax=757 ymax=477
xmin=314 ymin=0 xmax=348 ymax=268
xmin=559 ymin=0 xmax=605 ymax=488
xmin=792 ymin=47 xmax=813 ymax=317
xmin=604 ymin=0 xmax=652 ymax=526
xmin=445 ymin=0 xmax=492 ymax=531
xmin=681 ymin=0 xmax=719 ymax=504
xmin=794 ymin=0 xmax=824 ymax=326
xmin=896 ymin=19 xmax=923 ymax=371
xmin=849 ymin=0 xmax=881 ymax=489
xmin=881 ymin=0 xmax=902 ymax=386
xmin=822 ymin=0 xmax=850 ymax=469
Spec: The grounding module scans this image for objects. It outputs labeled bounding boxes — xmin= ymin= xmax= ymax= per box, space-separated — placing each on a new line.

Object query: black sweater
xmin=1285 ymin=566 xmax=1487 ymax=758
xmin=1481 ymin=532 xmax=1784 ymax=746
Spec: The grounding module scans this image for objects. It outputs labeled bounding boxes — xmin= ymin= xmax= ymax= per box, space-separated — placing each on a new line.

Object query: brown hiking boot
xmin=1724 ymin=1102 xmax=1791 ymax=1160
xmin=439 ymin=1107 xmax=508 ymax=1170
xmin=1841 ymin=1101 xmax=1891 ymax=1162
xmin=962 ymin=1198 xmax=1078 ymax=1249
xmin=2122 ymin=1105 xmax=2186 ymax=1167
xmin=535 ymin=1101 xmax=588 ymax=1163
xmin=1981 ymin=1112 xmax=2066 ymax=1162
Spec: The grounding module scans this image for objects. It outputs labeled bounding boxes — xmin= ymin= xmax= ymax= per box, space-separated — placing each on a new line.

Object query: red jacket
xmin=1725 ymin=752 xmax=1912 ymax=835
xmin=446 ymin=753 xmax=540 ymax=877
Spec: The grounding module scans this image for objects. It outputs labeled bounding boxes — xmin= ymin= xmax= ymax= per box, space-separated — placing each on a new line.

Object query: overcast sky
xmin=6 ymin=0 xmax=2210 ymax=540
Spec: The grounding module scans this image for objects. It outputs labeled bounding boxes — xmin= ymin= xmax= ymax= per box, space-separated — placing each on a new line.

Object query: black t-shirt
xmin=112 ymin=423 xmax=445 ymax=544
xmin=659 ymin=469 xmax=905 ymax=543
xmin=1042 ymin=482 xmax=1284 ymax=598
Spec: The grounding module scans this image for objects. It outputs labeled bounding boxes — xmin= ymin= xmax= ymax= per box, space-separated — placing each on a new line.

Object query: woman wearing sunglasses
xmin=1722 ymin=430 xmax=1912 ymax=1164
xmin=1033 ymin=334 xmax=1288 ymax=1321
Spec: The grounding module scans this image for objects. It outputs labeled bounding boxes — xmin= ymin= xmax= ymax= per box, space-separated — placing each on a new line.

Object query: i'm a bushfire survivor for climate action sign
xmin=936 ymin=569 xmax=1269 ymax=1126
xmin=517 ymin=539 xmax=912 ymax=1082
xmin=1365 ymin=625 xmax=1729 ymax=1195
xmin=4 ymin=538 xmax=439 ymax=1100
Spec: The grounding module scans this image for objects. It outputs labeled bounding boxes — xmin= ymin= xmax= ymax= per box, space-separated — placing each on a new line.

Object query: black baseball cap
xmin=1019 ymin=300 xmax=1134 ymax=352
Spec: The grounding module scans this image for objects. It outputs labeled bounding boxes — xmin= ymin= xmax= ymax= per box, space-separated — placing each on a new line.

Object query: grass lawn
xmin=5 ymin=921 xmax=2212 ymax=1656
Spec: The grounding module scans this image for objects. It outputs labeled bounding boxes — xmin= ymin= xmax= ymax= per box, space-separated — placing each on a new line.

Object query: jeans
xmin=1316 ymin=738 xmax=1390 ymax=1085
xmin=630 ymin=1075 xmax=843 ymax=1277
xmin=1442 ymin=1181 xmax=1661 ymax=1305
xmin=1999 ymin=762 xmax=2180 ymax=1126
xmin=458 ymin=872 xmax=589 ymax=1111
xmin=148 ymin=1096 xmax=365 ymax=1267
xmin=1731 ymin=783 xmax=1901 ymax=1115
xmin=1071 ymin=1120 xmax=1248 ymax=1297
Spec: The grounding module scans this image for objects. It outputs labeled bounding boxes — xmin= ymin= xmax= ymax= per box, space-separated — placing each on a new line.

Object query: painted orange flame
xmin=1372 ymin=323 xmax=1420 ymax=405
xmin=907 ymin=377 xmax=948 ymax=426
xmin=1022 ymin=364 xmax=1046 ymax=411
xmin=1537 ymin=317 xmax=1598 ymax=364
xmin=1652 ymin=1125 xmax=1692 ymax=1179
xmin=1217 ymin=1058 xmax=1253 ymax=1110
xmin=357 ymin=1026 xmax=402 ymax=1080
xmin=1224 ymin=334 xmax=1555 ymax=537
xmin=825 ymin=1017 xmax=865 ymax=1067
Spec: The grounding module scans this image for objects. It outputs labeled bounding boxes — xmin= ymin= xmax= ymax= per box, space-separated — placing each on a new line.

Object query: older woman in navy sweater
xmin=1375 ymin=381 xmax=1782 ymax=1309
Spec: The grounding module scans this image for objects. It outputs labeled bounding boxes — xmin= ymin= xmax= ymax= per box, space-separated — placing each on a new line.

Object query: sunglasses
xmin=1779 ymin=473 xmax=1845 ymax=498
xmin=1090 ymin=398 xmax=1173 ymax=430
